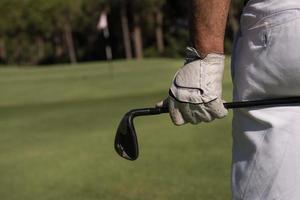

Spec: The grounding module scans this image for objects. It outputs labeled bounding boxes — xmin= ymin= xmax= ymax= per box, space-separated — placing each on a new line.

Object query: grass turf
xmin=0 ymin=58 xmax=233 ymax=200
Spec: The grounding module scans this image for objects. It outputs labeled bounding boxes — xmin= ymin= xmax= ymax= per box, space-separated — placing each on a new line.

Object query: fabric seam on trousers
xmin=241 ymin=8 xmax=300 ymax=35
xmin=261 ymin=126 xmax=292 ymax=200
xmin=240 ymin=128 xmax=269 ymax=199
xmin=260 ymin=131 xmax=289 ymax=199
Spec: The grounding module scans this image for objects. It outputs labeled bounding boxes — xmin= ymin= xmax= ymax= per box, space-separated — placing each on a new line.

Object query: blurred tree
xmin=128 ymin=0 xmax=144 ymax=59
xmin=229 ymin=0 xmax=243 ymax=36
xmin=0 ymin=0 xmax=243 ymax=65
xmin=110 ymin=0 xmax=132 ymax=60
xmin=225 ymin=0 xmax=243 ymax=54
xmin=146 ymin=0 xmax=166 ymax=54
xmin=23 ymin=0 xmax=54 ymax=64
xmin=128 ymin=0 xmax=167 ymax=59
xmin=0 ymin=0 xmax=9 ymax=62
xmin=163 ymin=0 xmax=189 ymax=57
xmin=0 ymin=0 xmax=26 ymax=64
xmin=52 ymin=0 xmax=83 ymax=64
xmin=120 ymin=0 xmax=132 ymax=59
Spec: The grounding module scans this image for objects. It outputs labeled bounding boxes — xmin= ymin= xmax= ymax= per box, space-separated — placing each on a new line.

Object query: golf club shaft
xmin=130 ymin=107 xmax=169 ymax=117
xmin=132 ymin=97 xmax=300 ymax=116
xmin=224 ymin=96 xmax=300 ymax=109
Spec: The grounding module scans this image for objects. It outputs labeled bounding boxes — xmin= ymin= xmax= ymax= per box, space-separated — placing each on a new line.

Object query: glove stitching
xmin=199 ymin=60 xmax=203 ymax=94
xmin=173 ymin=80 xmax=204 ymax=91
xmin=169 ymin=90 xmax=218 ymax=105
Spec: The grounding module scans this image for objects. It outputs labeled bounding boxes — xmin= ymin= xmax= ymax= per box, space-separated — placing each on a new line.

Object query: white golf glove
xmin=157 ymin=47 xmax=228 ymax=125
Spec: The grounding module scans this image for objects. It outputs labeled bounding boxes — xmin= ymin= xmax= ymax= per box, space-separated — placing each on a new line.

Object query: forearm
xmin=190 ymin=0 xmax=231 ymax=56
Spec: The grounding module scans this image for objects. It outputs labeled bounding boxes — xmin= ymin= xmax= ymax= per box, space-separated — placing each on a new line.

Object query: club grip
xmin=129 ymin=106 xmax=169 ymax=117
xmin=149 ymin=106 xmax=169 ymax=114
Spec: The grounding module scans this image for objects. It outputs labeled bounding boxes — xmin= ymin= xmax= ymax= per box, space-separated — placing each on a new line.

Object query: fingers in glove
xmin=169 ymin=97 xmax=187 ymax=126
xmin=179 ymin=103 xmax=201 ymax=125
xmin=170 ymin=96 xmax=214 ymax=124
xmin=190 ymin=103 xmax=215 ymax=123
xmin=206 ymin=98 xmax=228 ymax=119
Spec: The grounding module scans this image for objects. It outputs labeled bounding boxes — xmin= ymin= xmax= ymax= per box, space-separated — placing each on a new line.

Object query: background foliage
xmin=0 ymin=0 xmax=244 ymax=65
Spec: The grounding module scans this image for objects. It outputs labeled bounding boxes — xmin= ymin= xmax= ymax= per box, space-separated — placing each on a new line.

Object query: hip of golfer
xmin=157 ymin=0 xmax=300 ymax=199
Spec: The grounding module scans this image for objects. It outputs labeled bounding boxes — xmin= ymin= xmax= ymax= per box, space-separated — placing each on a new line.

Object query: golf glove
xmin=158 ymin=47 xmax=228 ymax=125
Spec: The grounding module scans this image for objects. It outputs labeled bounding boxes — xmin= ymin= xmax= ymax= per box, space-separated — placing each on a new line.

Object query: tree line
xmin=0 ymin=0 xmax=243 ymax=65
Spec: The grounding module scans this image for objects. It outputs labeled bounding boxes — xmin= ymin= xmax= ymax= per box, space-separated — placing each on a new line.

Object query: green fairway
xmin=0 ymin=58 xmax=233 ymax=200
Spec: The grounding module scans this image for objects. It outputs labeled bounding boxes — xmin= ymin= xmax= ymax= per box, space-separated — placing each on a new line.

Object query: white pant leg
xmin=231 ymin=8 xmax=300 ymax=200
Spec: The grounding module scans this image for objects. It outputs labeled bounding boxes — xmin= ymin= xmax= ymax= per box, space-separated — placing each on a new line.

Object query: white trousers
xmin=231 ymin=3 xmax=300 ymax=200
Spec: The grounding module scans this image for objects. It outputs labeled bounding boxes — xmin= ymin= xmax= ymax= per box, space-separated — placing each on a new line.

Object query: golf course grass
xmin=0 ymin=58 xmax=233 ymax=200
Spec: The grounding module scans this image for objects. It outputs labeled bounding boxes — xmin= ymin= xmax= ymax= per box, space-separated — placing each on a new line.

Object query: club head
xmin=114 ymin=106 xmax=169 ymax=161
xmin=114 ymin=112 xmax=138 ymax=161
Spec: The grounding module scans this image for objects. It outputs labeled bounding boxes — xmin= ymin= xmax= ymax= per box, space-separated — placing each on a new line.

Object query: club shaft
xmin=224 ymin=96 xmax=300 ymax=109
xmin=130 ymin=97 xmax=300 ymax=116
xmin=130 ymin=107 xmax=169 ymax=117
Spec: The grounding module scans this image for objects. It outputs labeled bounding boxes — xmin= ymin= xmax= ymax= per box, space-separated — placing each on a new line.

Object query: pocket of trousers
xmin=255 ymin=17 xmax=300 ymax=98
xmin=241 ymin=9 xmax=300 ymax=47
xmin=232 ymin=9 xmax=300 ymax=101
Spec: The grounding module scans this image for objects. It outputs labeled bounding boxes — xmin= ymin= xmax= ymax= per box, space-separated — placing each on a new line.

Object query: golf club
xmin=114 ymin=96 xmax=300 ymax=161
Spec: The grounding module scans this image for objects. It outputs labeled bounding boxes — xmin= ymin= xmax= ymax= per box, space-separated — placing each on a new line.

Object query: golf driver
xmin=114 ymin=96 xmax=300 ymax=161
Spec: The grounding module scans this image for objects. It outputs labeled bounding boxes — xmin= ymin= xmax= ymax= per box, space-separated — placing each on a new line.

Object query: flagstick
xmin=97 ymin=11 xmax=114 ymax=78
xmin=103 ymin=28 xmax=114 ymax=78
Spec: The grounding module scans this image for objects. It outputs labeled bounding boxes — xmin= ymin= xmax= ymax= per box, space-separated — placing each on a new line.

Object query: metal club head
xmin=114 ymin=112 xmax=139 ymax=161
xmin=114 ymin=107 xmax=169 ymax=161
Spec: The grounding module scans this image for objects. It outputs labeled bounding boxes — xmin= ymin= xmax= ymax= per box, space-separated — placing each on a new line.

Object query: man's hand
xmin=157 ymin=0 xmax=231 ymax=125
xmin=157 ymin=47 xmax=227 ymax=125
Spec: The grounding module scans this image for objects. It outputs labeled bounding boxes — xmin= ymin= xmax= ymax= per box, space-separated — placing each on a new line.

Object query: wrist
xmin=192 ymin=33 xmax=224 ymax=57
xmin=185 ymin=47 xmax=224 ymax=64
xmin=193 ymin=43 xmax=224 ymax=58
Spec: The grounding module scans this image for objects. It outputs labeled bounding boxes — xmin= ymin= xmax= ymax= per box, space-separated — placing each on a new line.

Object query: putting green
xmin=0 ymin=58 xmax=232 ymax=200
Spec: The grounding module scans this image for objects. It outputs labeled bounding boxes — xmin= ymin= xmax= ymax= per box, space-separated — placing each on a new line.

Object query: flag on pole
xmin=97 ymin=12 xmax=108 ymax=31
xmin=97 ymin=11 xmax=113 ymax=62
